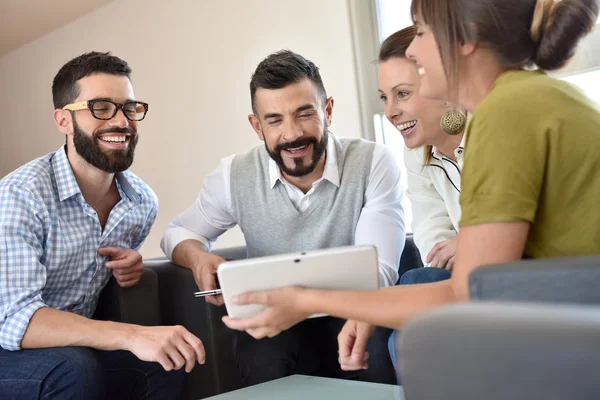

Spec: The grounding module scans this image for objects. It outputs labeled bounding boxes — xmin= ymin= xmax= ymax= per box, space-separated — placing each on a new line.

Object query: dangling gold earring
xmin=440 ymin=108 xmax=467 ymax=136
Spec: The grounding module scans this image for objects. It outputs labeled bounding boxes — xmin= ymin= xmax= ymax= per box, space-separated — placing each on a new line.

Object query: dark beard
xmin=265 ymin=130 xmax=329 ymax=177
xmin=72 ymin=116 xmax=138 ymax=174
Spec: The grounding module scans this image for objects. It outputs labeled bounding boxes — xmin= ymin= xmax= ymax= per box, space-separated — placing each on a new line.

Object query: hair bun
xmin=534 ymin=0 xmax=599 ymax=70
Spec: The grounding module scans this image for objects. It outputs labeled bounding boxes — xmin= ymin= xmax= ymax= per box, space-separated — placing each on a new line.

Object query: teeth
xmin=396 ymin=120 xmax=417 ymax=131
xmin=418 ymin=67 xmax=425 ymax=76
xmin=288 ymin=145 xmax=307 ymax=151
xmin=101 ymin=136 xmax=126 ymax=143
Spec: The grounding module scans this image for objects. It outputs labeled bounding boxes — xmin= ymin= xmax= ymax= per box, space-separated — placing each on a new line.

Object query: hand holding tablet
xmin=215 ymin=245 xmax=379 ymax=319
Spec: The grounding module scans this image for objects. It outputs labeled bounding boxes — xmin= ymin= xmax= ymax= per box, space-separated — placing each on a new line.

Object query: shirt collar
xmin=454 ymin=132 xmax=467 ymax=159
xmin=268 ymin=134 xmax=340 ymax=189
xmin=431 ymin=118 xmax=469 ymax=160
xmin=115 ymin=173 xmax=143 ymax=204
xmin=52 ymin=145 xmax=143 ymax=204
xmin=52 ymin=146 xmax=82 ymax=202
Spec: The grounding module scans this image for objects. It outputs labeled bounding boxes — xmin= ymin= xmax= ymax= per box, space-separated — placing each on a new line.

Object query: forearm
xmin=171 ymin=239 xmax=209 ymax=270
xmin=21 ymin=307 xmax=134 ymax=351
xmin=299 ymin=223 xmax=528 ymax=329
xmin=301 ymin=279 xmax=458 ymax=329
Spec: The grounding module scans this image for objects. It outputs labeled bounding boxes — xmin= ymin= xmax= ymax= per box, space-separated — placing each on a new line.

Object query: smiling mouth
xmin=396 ymin=120 xmax=417 ymax=134
xmin=282 ymin=144 xmax=310 ymax=157
xmin=98 ymin=135 xmax=130 ymax=144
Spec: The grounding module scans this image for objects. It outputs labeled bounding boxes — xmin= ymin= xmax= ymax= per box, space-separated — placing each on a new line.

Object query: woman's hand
xmin=222 ymin=286 xmax=312 ymax=339
xmin=426 ymin=237 xmax=457 ymax=270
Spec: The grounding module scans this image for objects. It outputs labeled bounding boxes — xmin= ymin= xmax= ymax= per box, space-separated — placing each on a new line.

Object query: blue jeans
xmin=388 ymin=267 xmax=452 ymax=375
xmin=0 ymin=346 xmax=186 ymax=399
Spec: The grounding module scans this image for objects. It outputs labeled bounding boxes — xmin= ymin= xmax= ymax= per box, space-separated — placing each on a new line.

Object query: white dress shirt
xmin=161 ymin=137 xmax=406 ymax=287
xmin=405 ymin=133 xmax=465 ymax=265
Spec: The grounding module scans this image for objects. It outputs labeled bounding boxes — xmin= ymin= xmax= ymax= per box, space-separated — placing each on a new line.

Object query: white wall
xmin=0 ymin=0 xmax=365 ymax=258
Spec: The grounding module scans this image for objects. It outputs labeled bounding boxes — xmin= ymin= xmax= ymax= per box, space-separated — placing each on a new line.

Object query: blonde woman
xmin=378 ymin=25 xmax=466 ymax=284
xmin=378 ymin=25 xmax=467 ymax=367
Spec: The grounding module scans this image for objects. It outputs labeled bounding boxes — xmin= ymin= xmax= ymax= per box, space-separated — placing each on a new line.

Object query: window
xmin=563 ymin=68 xmax=600 ymax=104
xmin=374 ymin=0 xmax=414 ymax=232
xmin=559 ymin=27 xmax=600 ymax=104
xmin=376 ymin=0 xmax=413 ymax=41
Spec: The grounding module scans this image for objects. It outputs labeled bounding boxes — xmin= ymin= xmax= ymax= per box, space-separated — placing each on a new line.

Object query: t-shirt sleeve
xmin=459 ymin=96 xmax=549 ymax=227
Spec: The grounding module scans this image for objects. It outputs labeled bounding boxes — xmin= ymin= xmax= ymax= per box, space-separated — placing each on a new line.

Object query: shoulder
xmin=230 ymin=146 xmax=269 ymax=187
xmin=468 ymin=72 xmax=564 ymax=149
xmin=478 ymin=70 xmax=577 ymax=119
xmin=403 ymin=146 xmax=428 ymax=172
xmin=339 ymin=137 xmax=377 ymax=152
xmin=370 ymin=142 xmax=400 ymax=170
xmin=338 ymin=138 xmax=378 ymax=166
xmin=232 ymin=145 xmax=265 ymax=166
xmin=0 ymin=153 xmax=55 ymax=204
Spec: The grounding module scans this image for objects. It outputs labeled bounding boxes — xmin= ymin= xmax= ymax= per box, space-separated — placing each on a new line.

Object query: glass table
xmin=204 ymin=374 xmax=404 ymax=400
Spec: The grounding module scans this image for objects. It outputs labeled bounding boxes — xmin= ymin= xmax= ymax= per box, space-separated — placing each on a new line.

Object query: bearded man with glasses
xmin=0 ymin=51 xmax=204 ymax=400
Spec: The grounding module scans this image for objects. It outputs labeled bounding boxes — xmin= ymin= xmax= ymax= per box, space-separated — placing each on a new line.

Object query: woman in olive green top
xmin=222 ymin=0 xmax=600 ymax=372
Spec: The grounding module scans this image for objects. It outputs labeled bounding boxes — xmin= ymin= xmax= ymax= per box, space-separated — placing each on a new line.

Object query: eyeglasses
xmin=62 ymin=99 xmax=149 ymax=121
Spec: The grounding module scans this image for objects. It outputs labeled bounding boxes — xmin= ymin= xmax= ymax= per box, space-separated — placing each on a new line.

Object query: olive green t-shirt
xmin=460 ymin=70 xmax=600 ymax=258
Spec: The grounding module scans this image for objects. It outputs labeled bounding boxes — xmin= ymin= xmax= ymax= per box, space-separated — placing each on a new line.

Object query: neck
xmin=282 ymin=151 xmax=327 ymax=194
xmin=66 ymin=144 xmax=117 ymax=207
xmin=459 ymin=53 xmax=507 ymax=113
xmin=431 ymin=131 xmax=464 ymax=161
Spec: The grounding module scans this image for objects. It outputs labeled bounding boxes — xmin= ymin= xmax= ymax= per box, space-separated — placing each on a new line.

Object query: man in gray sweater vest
xmin=162 ymin=51 xmax=405 ymax=386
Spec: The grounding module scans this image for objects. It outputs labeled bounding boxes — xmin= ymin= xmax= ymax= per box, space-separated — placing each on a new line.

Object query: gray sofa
xmin=95 ymin=235 xmax=424 ymax=399
xmin=398 ymin=255 xmax=600 ymax=400
xmin=97 ymin=250 xmax=600 ymax=399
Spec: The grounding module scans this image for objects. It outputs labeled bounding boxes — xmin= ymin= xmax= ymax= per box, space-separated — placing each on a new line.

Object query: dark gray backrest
xmin=469 ymin=255 xmax=600 ymax=304
xmin=398 ymin=235 xmax=423 ymax=280
xmin=399 ymin=302 xmax=600 ymax=400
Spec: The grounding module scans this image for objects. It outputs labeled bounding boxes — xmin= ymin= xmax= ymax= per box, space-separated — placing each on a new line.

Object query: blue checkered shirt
xmin=0 ymin=146 xmax=158 ymax=350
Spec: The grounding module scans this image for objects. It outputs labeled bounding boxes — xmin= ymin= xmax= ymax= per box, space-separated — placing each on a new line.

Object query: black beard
xmin=265 ymin=130 xmax=329 ymax=178
xmin=72 ymin=116 xmax=138 ymax=174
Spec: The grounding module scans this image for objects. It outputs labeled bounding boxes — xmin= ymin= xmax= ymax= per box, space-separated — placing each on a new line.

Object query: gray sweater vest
xmin=230 ymin=136 xmax=375 ymax=258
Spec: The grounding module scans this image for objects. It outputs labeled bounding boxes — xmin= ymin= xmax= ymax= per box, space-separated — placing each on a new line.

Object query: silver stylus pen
xmin=194 ymin=289 xmax=223 ymax=297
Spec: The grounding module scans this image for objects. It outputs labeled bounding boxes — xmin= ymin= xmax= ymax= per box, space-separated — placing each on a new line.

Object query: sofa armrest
xmin=211 ymin=246 xmax=247 ymax=261
xmin=398 ymin=302 xmax=600 ymax=400
xmin=469 ymin=256 xmax=600 ymax=304
xmin=93 ymin=268 xmax=161 ymax=326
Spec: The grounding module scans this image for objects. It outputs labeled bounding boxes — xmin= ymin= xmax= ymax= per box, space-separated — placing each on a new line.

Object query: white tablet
xmin=217 ymin=245 xmax=379 ymax=320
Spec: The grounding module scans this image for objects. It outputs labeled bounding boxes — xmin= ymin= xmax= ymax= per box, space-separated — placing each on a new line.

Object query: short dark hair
xmin=52 ymin=51 xmax=131 ymax=109
xmin=378 ymin=25 xmax=418 ymax=62
xmin=249 ymin=50 xmax=327 ymax=115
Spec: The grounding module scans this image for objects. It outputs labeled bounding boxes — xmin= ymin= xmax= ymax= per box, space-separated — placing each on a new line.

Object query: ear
xmin=324 ymin=96 xmax=334 ymax=126
xmin=248 ymin=114 xmax=264 ymax=141
xmin=459 ymin=40 xmax=477 ymax=57
xmin=54 ymin=109 xmax=73 ymax=137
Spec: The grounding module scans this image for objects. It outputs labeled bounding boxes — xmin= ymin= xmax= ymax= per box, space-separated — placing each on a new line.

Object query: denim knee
xmin=141 ymin=361 xmax=187 ymax=399
xmin=399 ymin=267 xmax=451 ymax=285
xmin=42 ymin=347 xmax=105 ymax=400
xmin=387 ymin=330 xmax=398 ymax=369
